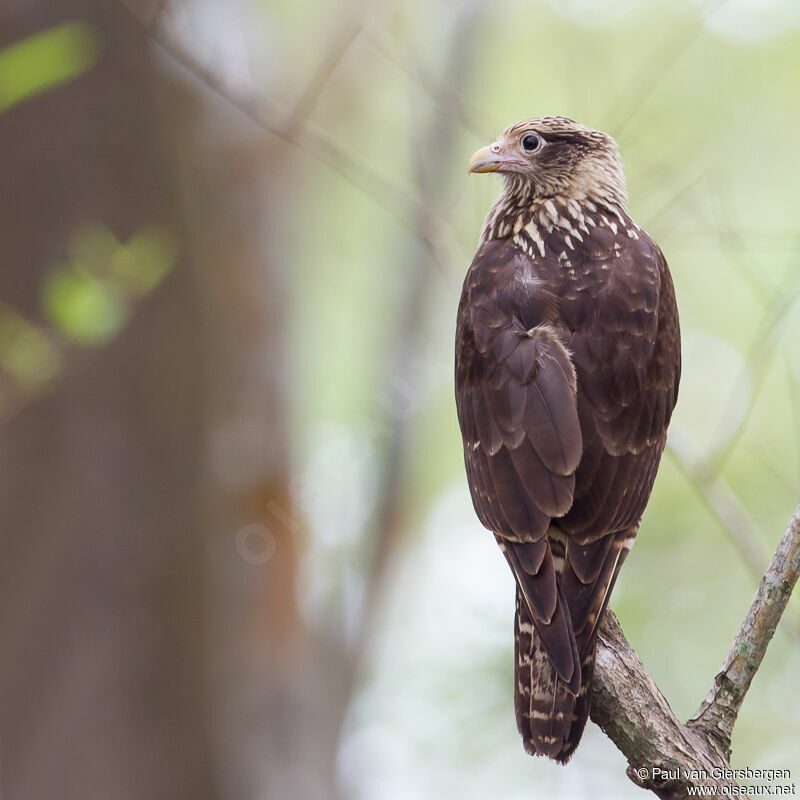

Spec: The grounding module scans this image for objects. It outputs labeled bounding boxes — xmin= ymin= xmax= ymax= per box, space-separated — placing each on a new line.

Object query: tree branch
xmin=593 ymin=501 xmax=800 ymax=798
xmin=688 ymin=501 xmax=800 ymax=753
xmin=593 ymin=611 xmax=739 ymax=798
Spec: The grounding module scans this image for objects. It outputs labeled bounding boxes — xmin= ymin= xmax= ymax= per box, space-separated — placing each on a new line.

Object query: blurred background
xmin=1 ymin=0 xmax=799 ymax=798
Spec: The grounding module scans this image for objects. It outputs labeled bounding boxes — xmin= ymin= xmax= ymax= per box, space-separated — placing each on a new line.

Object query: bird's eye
xmin=521 ymin=133 xmax=541 ymax=152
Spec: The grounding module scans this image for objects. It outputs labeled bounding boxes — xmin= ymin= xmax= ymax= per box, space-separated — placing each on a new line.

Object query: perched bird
xmin=455 ymin=117 xmax=680 ymax=762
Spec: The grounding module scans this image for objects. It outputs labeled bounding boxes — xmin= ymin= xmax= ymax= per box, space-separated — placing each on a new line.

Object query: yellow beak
xmin=468 ymin=144 xmax=502 ymax=174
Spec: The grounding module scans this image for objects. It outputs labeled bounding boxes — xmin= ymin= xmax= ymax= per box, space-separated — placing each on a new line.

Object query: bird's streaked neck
xmin=480 ymin=165 xmax=628 ymax=247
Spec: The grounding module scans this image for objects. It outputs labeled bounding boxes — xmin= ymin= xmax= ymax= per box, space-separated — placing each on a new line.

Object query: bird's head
xmin=468 ymin=116 xmax=627 ymax=210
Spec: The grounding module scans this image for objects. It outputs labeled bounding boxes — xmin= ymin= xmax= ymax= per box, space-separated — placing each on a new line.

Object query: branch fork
xmin=593 ymin=502 xmax=800 ymax=798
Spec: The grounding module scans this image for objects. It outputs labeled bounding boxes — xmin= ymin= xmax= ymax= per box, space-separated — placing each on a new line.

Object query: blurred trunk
xmin=181 ymin=124 xmax=345 ymax=800
xmin=167 ymin=4 xmax=346 ymax=795
xmin=0 ymin=1 xmax=480 ymax=797
xmin=0 ymin=3 xmax=219 ymax=799
xmin=174 ymin=4 xmax=485 ymax=798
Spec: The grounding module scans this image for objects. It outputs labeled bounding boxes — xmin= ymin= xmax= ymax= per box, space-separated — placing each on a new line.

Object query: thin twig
xmin=119 ymin=0 xmax=464 ymax=285
xmin=667 ymin=428 xmax=800 ymax=641
xmin=709 ymin=259 xmax=800 ymax=474
xmin=707 ymin=179 xmax=773 ymax=303
xmin=350 ymin=0 xmax=486 ymax=665
xmin=667 ymin=429 xmax=767 ymax=580
xmin=607 ymin=0 xmax=731 ymax=141
xmin=281 ymin=21 xmax=362 ymax=137
xmin=364 ymin=30 xmax=489 ymax=139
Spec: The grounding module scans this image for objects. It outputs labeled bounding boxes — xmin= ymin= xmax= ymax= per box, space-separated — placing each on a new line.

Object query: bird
xmin=455 ymin=116 xmax=680 ymax=763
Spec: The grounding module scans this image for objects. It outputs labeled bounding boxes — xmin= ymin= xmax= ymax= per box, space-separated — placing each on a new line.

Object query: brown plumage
xmin=455 ymin=117 xmax=680 ymax=763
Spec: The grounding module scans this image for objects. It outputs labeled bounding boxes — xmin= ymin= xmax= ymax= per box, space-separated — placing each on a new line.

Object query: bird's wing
xmin=455 ymin=244 xmax=583 ymax=689
xmin=560 ymin=236 xmax=680 ymax=541
xmin=557 ymin=235 xmax=681 ymax=652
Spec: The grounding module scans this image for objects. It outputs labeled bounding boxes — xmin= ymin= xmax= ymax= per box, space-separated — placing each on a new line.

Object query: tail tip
xmin=520 ymin=725 xmax=580 ymax=764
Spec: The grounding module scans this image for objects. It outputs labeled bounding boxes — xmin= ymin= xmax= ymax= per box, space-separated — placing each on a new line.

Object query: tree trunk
xmin=0 ymin=3 xmax=218 ymax=798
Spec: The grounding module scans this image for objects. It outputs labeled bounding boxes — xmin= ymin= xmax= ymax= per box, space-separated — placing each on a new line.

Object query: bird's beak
xmin=468 ymin=143 xmax=503 ymax=174
xmin=468 ymin=140 xmax=527 ymax=174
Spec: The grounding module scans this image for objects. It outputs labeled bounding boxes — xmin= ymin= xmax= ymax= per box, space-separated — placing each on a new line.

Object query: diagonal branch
xmin=280 ymin=20 xmax=362 ymax=137
xmin=593 ymin=611 xmax=739 ymax=799
xmin=118 ymin=0 xmax=467 ymax=284
xmin=593 ymin=501 xmax=800 ymax=798
xmin=667 ymin=429 xmax=800 ymax=641
xmin=709 ymin=261 xmax=800 ymax=475
xmin=667 ymin=428 xmax=767 ymax=582
xmin=606 ymin=0 xmax=731 ymax=141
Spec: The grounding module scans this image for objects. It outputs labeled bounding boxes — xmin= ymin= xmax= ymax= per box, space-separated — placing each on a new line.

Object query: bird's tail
xmin=513 ymin=586 xmax=595 ymax=764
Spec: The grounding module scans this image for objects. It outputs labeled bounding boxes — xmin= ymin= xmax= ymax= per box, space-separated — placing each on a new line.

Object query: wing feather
xmin=505 ymin=540 xmax=581 ymax=692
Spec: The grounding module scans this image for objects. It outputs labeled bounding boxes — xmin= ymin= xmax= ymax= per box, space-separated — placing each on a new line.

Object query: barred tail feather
xmin=557 ymin=644 xmax=595 ymax=763
xmin=514 ymin=587 xmax=594 ymax=763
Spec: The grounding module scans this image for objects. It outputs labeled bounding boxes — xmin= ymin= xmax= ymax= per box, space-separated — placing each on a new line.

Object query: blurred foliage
xmin=0 ymin=22 xmax=99 ymax=114
xmin=42 ymin=224 xmax=178 ymax=344
xmin=275 ymin=0 xmax=800 ymax=796
xmin=3 ymin=0 xmax=799 ymax=797
xmin=0 ymin=224 xmax=177 ymax=414
xmin=0 ymin=304 xmax=60 ymax=387
xmin=43 ymin=266 xmax=126 ymax=344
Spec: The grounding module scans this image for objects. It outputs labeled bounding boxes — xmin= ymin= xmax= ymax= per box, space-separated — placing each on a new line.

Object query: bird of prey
xmin=455 ymin=117 xmax=680 ymax=762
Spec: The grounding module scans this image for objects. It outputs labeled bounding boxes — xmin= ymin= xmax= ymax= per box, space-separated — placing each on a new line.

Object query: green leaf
xmin=0 ymin=22 xmax=100 ymax=114
xmin=68 ymin=223 xmax=178 ymax=295
xmin=111 ymin=225 xmax=179 ymax=294
xmin=42 ymin=265 xmax=126 ymax=345
xmin=0 ymin=304 xmax=61 ymax=386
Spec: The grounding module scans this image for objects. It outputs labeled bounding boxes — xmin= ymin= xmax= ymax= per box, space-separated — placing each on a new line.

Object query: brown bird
xmin=455 ymin=117 xmax=680 ymax=762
